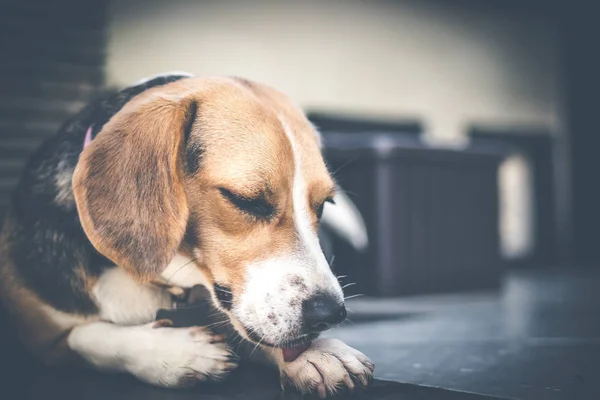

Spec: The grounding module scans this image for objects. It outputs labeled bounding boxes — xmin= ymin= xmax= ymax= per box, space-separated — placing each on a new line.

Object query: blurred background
xmin=1 ymin=0 xmax=599 ymax=399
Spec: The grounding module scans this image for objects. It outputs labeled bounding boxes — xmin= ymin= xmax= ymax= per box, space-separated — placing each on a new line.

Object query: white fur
xmin=233 ymin=116 xmax=344 ymax=344
xmin=279 ymin=115 xmax=342 ymax=295
xmin=68 ymin=322 xmax=236 ymax=387
xmin=92 ymin=253 xmax=209 ymax=326
xmin=92 ymin=268 xmax=171 ymax=325
xmin=235 ymin=257 xmax=306 ymax=341
xmin=160 ymin=252 xmax=210 ymax=288
xmin=308 ymin=121 xmax=323 ymax=149
xmin=71 ymin=264 xmax=236 ymax=387
xmin=277 ymin=338 xmax=374 ymax=398
xmin=54 ymin=159 xmax=75 ymax=207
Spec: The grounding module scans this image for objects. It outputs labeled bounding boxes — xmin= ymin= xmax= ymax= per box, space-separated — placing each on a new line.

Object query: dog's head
xmin=73 ymin=77 xmax=346 ymax=348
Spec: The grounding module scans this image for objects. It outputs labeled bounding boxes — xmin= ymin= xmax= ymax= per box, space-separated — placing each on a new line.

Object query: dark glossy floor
xmin=2 ymin=269 xmax=599 ymax=399
xmin=326 ymin=269 xmax=600 ymax=400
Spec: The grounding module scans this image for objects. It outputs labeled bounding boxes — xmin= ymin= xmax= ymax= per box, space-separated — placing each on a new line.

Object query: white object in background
xmin=499 ymin=153 xmax=534 ymax=259
xmin=320 ymin=190 xmax=369 ymax=252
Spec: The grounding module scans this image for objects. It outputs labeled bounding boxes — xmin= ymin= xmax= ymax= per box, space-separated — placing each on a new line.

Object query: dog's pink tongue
xmin=282 ymin=342 xmax=311 ymax=362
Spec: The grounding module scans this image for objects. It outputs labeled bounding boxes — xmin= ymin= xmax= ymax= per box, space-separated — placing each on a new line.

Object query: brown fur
xmin=3 ymin=76 xmax=335 ymax=365
xmin=73 ymin=91 xmax=193 ymax=281
xmin=75 ymin=77 xmax=334 ymax=300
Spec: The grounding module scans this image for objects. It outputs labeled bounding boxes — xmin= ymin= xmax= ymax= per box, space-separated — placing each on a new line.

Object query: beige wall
xmin=107 ymin=0 xmax=563 ymax=143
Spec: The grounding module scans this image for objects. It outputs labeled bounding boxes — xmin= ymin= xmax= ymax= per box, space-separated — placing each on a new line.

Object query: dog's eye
xmin=316 ymin=197 xmax=335 ymax=220
xmin=219 ymin=188 xmax=275 ymax=219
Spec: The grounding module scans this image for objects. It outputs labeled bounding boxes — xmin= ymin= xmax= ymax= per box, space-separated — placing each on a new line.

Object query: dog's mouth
xmin=281 ymin=342 xmax=312 ymax=362
xmin=209 ymin=295 xmax=316 ymax=362
xmin=244 ymin=327 xmax=318 ymax=362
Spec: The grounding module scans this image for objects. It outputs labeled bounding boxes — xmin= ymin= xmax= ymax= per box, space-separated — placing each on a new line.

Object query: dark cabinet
xmin=323 ymin=133 xmax=504 ymax=296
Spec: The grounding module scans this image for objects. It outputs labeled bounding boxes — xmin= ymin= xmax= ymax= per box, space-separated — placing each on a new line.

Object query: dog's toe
xmin=280 ymin=338 xmax=374 ymax=398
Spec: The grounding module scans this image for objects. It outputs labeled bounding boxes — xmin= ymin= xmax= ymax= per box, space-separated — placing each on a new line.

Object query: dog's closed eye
xmin=219 ymin=188 xmax=275 ymax=220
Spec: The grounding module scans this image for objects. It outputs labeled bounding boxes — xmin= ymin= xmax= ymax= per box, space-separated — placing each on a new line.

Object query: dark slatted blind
xmin=0 ymin=0 xmax=108 ymax=217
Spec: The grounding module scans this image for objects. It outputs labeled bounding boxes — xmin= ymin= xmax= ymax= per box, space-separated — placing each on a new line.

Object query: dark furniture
xmin=470 ymin=129 xmax=559 ymax=267
xmin=323 ymin=133 xmax=504 ymax=296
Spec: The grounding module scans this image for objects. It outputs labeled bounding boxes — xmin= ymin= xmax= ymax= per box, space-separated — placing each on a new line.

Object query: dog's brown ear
xmin=73 ymin=93 xmax=197 ymax=281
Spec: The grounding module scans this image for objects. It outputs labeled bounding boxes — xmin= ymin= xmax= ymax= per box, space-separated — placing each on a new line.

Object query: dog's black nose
xmin=302 ymin=293 xmax=347 ymax=333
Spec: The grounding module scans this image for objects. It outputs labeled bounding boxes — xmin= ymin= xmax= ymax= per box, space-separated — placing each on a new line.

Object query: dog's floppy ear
xmin=73 ymin=93 xmax=197 ymax=280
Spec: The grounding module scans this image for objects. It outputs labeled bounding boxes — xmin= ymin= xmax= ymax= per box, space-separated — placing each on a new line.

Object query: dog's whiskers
xmin=249 ymin=334 xmax=266 ymax=357
xmin=206 ymin=309 xmax=227 ymax=318
xmin=203 ymin=319 xmax=230 ymax=329
xmin=344 ymin=293 xmax=363 ymax=300
xmin=330 ymin=157 xmax=359 ymax=180
xmin=341 ymin=282 xmax=356 ymax=290
xmin=230 ymin=331 xmax=246 ymax=349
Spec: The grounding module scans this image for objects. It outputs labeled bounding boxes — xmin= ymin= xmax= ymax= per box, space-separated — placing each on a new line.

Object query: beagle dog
xmin=0 ymin=73 xmax=373 ymax=398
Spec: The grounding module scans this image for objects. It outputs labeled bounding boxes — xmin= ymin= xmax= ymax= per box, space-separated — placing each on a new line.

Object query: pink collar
xmin=83 ymin=126 xmax=93 ymax=149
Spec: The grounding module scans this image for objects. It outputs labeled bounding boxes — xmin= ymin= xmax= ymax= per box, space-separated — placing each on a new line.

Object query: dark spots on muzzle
xmin=289 ymin=275 xmax=308 ymax=292
xmin=268 ymin=312 xmax=279 ymax=326
xmin=214 ymin=283 xmax=233 ymax=310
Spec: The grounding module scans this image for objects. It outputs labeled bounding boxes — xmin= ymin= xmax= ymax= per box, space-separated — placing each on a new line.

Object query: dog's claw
xmin=317 ymin=382 xmax=327 ymax=399
xmin=152 ymin=319 xmax=174 ymax=328
xmin=344 ymin=374 xmax=355 ymax=391
xmin=358 ymin=373 xmax=369 ymax=387
xmin=223 ymin=362 xmax=238 ymax=372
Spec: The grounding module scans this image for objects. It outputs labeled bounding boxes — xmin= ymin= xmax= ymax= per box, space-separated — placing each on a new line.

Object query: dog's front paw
xmin=280 ymin=338 xmax=374 ymax=398
xmin=126 ymin=324 xmax=238 ymax=388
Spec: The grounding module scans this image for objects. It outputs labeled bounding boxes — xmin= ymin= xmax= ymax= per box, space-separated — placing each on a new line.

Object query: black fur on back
xmin=4 ymin=75 xmax=191 ymax=315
